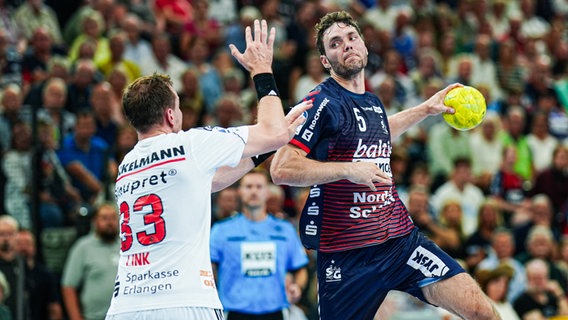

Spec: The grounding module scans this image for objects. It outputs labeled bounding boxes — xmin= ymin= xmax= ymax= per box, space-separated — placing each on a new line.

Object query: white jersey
xmin=106 ymin=127 xmax=248 ymax=315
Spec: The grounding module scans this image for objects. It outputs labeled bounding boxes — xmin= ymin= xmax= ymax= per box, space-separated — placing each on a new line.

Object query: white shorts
xmin=106 ymin=307 xmax=224 ymax=320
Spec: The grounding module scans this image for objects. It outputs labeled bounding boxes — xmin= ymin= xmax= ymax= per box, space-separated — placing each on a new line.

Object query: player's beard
xmin=329 ymin=55 xmax=366 ymax=80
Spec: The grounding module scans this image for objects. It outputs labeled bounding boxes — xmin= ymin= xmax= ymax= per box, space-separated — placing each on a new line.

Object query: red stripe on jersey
xmin=116 ymin=157 xmax=186 ymax=182
xmin=290 ymin=139 xmax=311 ymax=153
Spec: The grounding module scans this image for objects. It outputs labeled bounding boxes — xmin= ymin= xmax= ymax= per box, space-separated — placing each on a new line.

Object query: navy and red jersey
xmin=292 ymin=78 xmax=414 ymax=253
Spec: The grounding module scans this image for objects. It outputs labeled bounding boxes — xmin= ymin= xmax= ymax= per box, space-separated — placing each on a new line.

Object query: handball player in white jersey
xmin=105 ymin=20 xmax=311 ymax=320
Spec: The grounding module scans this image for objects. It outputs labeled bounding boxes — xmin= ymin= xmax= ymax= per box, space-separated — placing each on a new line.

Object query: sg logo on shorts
xmin=325 ymin=260 xmax=342 ymax=282
xmin=406 ymin=246 xmax=449 ymax=277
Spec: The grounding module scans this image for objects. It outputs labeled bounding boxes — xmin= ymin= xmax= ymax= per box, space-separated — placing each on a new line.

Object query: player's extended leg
xmin=421 ymin=272 xmax=500 ymax=320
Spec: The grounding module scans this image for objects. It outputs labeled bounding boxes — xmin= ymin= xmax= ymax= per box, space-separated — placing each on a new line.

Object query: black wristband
xmin=253 ymin=73 xmax=279 ymax=100
xmin=252 ymin=151 xmax=276 ymax=167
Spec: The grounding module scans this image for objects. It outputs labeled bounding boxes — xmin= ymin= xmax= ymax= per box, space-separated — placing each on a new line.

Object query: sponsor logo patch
xmin=406 ymin=246 xmax=449 ymax=277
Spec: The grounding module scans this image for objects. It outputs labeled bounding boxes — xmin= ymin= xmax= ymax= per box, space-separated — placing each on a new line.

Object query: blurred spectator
xmin=0 ymin=215 xmax=28 ymax=319
xmin=449 ymin=54 xmax=474 ymax=87
xmin=37 ymin=120 xmax=81 ymax=228
xmin=524 ymin=55 xmax=556 ymax=112
xmin=66 ymin=59 xmax=99 ymax=114
xmin=519 ymin=0 xmax=550 ymax=41
xmin=96 ymin=30 xmax=141 ymax=82
xmin=408 ymin=48 xmax=443 ymax=104
xmin=267 ymin=183 xmax=287 ymax=219
xmin=105 ymin=67 xmax=128 ymax=125
xmin=361 ymin=0 xmax=398 ymax=33
xmin=0 ymin=270 xmax=10 ymax=319
xmin=120 ymin=13 xmax=153 ymax=67
xmin=403 ymin=79 xmax=444 ymax=167
xmin=489 ymin=145 xmax=530 ymax=225
xmin=496 ymin=39 xmax=526 ymax=97
xmin=61 ymin=202 xmax=119 ymax=320
xmin=527 ymin=111 xmax=559 ymax=173
xmin=391 ymin=7 xmax=416 ymax=71
xmin=91 ymin=82 xmax=119 ymax=146
xmin=0 ymin=84 xmax=32 ymax=153
xmin=469 ymin=111 xmax=504 ymax=193
xmin=179 ymin=0 xmax=222 ymax=59
xmin=0 ymin=28 xmax=22 ymax=88
xmin=112 ymin=124 xmax=137 ymax=165
xmin=16 ymin=229 xmax=63 ymax=320
xmin=513 ymin=258 xmax=568 ymax=319
xmin=452 ymin=0 xmax=478 ymax=53
xmin=207 ymin=93 xmax=244 ymax=128
xmin=207 ymin=0 xmax=237 ymax=26
xmin=529 ymin=144 xmax=568 ymax=229
xmin=152 ymin=0 xmax=193 ymax=36
xmin=487 ymin=0 xmax=512 ymax=40
xmin=62 ymin=0 xmax=116 ymax=46
xmin=558 ymin=237 xmax=568 ymax=279
xmin=56 ymin=110 xmax=117 ymax=208
xmin=437 ymin=31 xmax=457 ymax=78
xmin=224 ymin=6 xmax=261 ymax=70
xmin=21 ymin=27 xmax=66 ymax=92
xmin=551 ymin=40 xmax=568 ymax=80
xmin=212 ymin=186 xmax=239 ymax=225
xmin=475 ymin=264 xmax=520 ymax=320
xmin=464 ymin=199 xmax=504 ymax=273
xmin=516 ymin=225 xmax=568 ymax=290
xmin=369 ymin=49 xmax=412 ymax=105
xmin=0 ymin=0 xmax=24 ymax=49
xmin=536 ymin=92 xmax=568 ymax=141
xmin=513 ymin=194 xmax=560 ymax=258
xmin=470 ymin=34 xmax=502 ymax=101
xmin=286 ymin=1 xmax=323 ymax=90
xmin=23 ymin=55 xmax=72 ymax=110
xmin=426 ymin=122 xmax=471 ymax=192
xmin=139 ymin=32 xmax=187 ymax=92
xmin=37 ymin=77 xmax=76 ymax=143
xmin=478 ymin=228 xmax=527 ymax=303
xmin=500 ymin=105 xmax=534 ymax=183
xmin=68 ymin=9 xmax=110 ymax=65
xmin=177 ymin=67 xmax=206 ymax=127
xmin=210 ymin=170 xmax=308 ymax=320
xmin=13 ymin=0 xmax=63 ymax=45
xmin=437 ymin=199 xmax=466 ymax=259
xmin=374 ymin=76 xmax=404 ymax=117
xmin=186 ymin=36 xmax=222 ymax=113
xmin=407 ymin=186 xmax=461 ymax=260
xmin=293 ymin=50 xmax=327 ymax=103
xmin=2 ymin=121 xmax=33 ymax=229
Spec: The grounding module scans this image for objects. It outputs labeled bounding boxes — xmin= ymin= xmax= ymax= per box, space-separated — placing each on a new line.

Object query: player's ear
xmin=165 ymin=108 xmax=176 ymax=127
xmin=320 ymin=55 xmax=331 ymax=70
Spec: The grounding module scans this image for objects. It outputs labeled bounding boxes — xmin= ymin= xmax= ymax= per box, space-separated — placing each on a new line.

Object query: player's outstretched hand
xmin=229 ymin=19 xmax=275 ymax=76
xmin=347 ymin=161 xmax=392 ymax=191
xmin=285 ymin=100 xmax=312 ymax=140
xmin=423 ymin=82 xmax=463 ymax=116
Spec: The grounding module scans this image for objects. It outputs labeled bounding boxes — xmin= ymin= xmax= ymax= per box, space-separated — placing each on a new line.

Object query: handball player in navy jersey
xmin=271 ymin=11 xmax=499 ymax=320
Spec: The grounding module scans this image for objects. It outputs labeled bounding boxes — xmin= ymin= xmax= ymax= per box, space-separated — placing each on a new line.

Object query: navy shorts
xmin=317 ymin=228 xmax=465 ymax=320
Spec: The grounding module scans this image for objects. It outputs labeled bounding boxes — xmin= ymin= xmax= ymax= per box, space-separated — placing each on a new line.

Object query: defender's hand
xmin=285 ymin=100 xmax=312 ymax=140
xmin=229 ymin=19 xmax=275 ymax=76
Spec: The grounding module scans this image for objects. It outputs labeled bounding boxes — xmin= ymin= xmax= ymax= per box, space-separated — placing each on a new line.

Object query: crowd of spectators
xmin=0 ymin=0 xmax=568 ymax=319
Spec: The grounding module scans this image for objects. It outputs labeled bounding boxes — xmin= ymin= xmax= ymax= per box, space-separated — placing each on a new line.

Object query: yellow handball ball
xmin=443 ymin=86 xmax=487 ymax=131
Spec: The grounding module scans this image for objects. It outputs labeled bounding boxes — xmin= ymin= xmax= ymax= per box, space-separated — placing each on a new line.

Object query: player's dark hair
xmin=314 ymin=11 xmax=364 ymax=56
xmin=123 ymin=73 xmax=175 ymax=133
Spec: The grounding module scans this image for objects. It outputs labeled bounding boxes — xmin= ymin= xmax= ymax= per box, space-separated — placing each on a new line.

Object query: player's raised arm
xmin=230 ymin=19 xmax=294 ymax=158
xmin=387 ymin=83 xmax=461 ymax=140
xmin=212 ymin=100 xmax=311 ymax=192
